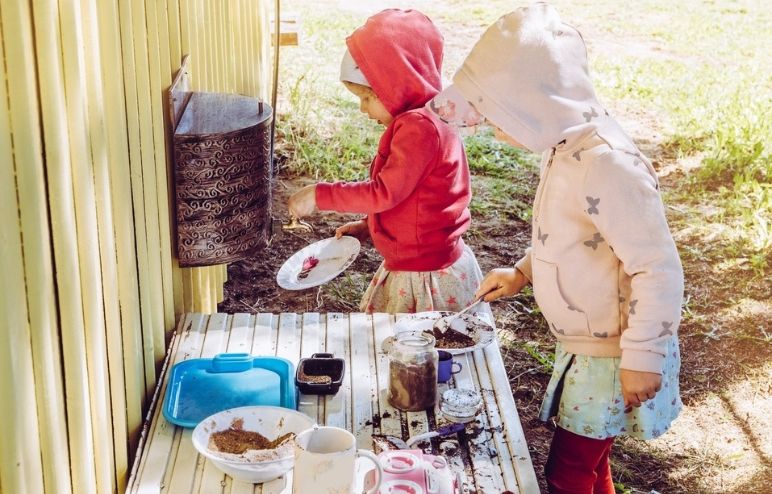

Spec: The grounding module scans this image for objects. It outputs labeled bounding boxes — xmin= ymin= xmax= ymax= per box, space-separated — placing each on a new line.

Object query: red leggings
xmin=545 ymin=427 xmax=615 ymax=494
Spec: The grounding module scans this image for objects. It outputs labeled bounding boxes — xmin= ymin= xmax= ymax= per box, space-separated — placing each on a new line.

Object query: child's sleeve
xmin=315 ymin=114 xmax=439 ymax=213
xmin=515 ymin=247 xmax=533 ymax=282
xmin=583 ymin=152 xmax=684 ymax=374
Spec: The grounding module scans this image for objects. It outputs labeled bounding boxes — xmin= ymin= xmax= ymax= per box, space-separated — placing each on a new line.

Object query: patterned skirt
xmin=539 ymin=338 xmax=682 ymax=440
xmin=359 ymin=244 xmax=488 ymax=315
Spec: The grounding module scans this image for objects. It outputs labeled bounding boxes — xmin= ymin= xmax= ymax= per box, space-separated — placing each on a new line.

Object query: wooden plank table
xmin=127 ymin=313 xmax=539 ymax=493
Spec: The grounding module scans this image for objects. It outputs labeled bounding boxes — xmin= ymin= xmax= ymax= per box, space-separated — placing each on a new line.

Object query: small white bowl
xmin=192 ymin=406 xmax=316 ymax=483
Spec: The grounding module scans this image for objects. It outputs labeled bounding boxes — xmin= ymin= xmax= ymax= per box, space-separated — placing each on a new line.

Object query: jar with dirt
xmin=387 ymin=332 xmax=438 ymax=411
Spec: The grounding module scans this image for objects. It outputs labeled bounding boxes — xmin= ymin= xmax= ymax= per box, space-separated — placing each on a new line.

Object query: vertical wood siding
xmin=0 ymin=1 xmax=270 ymax=492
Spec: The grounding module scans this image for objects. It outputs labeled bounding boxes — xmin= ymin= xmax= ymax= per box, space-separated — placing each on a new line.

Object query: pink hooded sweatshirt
xmin=315 ymin=9 xmax=471 ymax=271
xmin=452 ymin=4 xmax=684 ymax=374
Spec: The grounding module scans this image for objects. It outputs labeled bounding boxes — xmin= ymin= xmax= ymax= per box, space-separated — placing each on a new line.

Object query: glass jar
xmin=387 ymin=332 xmax=438 ymax=411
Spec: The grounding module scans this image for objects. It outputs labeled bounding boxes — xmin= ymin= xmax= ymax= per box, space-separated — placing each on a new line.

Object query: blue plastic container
xmin=162 ymin=353 xmax=297 ymax=428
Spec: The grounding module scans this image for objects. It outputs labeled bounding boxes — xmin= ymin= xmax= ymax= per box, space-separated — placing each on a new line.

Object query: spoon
xmin=282 ymin=215 xmax=313 ymax=232
xmin=371 ymin=423 xmax=465 ymax=453
xmin=432 ymin=293 xmax=487 ymax=335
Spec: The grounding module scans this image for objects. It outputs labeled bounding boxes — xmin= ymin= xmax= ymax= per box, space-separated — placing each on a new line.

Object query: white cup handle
xmin=356 ymin=449 xmax=383 ymax=494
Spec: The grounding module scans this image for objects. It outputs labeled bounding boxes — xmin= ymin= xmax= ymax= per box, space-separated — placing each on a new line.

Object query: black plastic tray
xmin=295 ymin=353 xmax=345 ymax=395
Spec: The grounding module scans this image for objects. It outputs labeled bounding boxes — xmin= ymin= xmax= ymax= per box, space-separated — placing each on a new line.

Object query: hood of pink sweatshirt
xmin=346 ymin=9 xmax=443 ymax=116
xmin=453 ymin=3 xmax=601 ymax=153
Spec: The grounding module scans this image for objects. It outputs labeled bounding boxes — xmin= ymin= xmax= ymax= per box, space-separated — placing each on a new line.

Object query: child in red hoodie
xmin=288 ymin=9 xmax=485 ymax=314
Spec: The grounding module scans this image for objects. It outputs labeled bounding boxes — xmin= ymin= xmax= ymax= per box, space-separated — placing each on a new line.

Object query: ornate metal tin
xmin=170 ymin=61 xmax=273 ymax=266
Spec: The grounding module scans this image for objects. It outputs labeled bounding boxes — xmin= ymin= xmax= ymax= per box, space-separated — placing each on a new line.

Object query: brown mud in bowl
xmin=210 ymin=428 xmax=296 ymax=455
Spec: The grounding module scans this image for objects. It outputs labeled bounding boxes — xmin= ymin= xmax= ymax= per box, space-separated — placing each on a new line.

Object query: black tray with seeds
xmin=295 ymin=353 xmax=345 ymax=395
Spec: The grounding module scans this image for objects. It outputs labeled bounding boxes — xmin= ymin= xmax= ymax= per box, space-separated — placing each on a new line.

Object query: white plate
xmin=277 ymin=236 xmax=361 ymax=290
xmin=382 ymin=311 xmax=496 ymax=355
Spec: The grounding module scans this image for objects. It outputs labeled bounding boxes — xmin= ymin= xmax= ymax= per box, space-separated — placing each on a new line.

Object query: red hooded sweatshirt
xmin=315 ymin=9 xmax=471 ymax=271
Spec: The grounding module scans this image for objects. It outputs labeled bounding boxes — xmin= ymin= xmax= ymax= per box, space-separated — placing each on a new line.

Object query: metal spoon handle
xmin=434 ymin=296 xmax=483 ymax=335
xmin=433 ymin=289 xmax=494 ymax=334
xmin=454 ymin=294 xmax=484 ymax=318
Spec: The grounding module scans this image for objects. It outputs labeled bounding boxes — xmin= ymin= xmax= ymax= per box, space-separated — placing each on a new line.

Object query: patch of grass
xmin=612 ymin=482 xmax=633 ymax=494
xmin=278 ymin=116 xmax=378 ymax=181
xmin=668 ymin=183 xmax=771 ymax=278
xmin=593 ymin=61 xmax=770 ymax=280
xmin=471 ymin=176 xmax=533 ymax=222
xmin=464 ymin=128 xmax=538 ymax=178
xmin=466 ymin=128 xmax=539 ymax=221
xmin=520 ymin=341 xmax=555 ymax=373
xmin=323 ymin=272 xmax=369 ymax=311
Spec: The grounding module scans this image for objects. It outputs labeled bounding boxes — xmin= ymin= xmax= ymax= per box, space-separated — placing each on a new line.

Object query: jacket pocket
xmin=532 ymin=258 xmax=590 ymax=336
xmin=370 ymin=212 xmax=397 ymax=242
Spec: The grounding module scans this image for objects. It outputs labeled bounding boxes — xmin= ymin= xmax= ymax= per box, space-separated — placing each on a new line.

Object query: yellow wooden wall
xmin=0 ymin=1 xmax=270 ymax=493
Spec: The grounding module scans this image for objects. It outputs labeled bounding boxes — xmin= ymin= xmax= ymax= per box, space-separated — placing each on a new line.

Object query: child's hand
xmin=288 ymin=185 xmax=317 ymax=218
xmin=335 ymin=219 xmax=369 ymax=241
xmin=475 ymin=268 xmax=528 ymax=302
xmin=619 ymin=369 xmax=662 ymax=412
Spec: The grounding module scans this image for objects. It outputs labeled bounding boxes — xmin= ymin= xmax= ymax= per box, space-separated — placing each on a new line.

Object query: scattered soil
xmin=219 ymin=175 xmax=380 ymax=315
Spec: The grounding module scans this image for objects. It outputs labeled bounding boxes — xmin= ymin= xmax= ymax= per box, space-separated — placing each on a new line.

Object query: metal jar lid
xmin=440 ymin=388 xmax=482 ymax=423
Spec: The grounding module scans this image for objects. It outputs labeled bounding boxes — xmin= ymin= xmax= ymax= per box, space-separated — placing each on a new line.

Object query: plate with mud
xmin=382 ymin=311 xmax=496 ymax=355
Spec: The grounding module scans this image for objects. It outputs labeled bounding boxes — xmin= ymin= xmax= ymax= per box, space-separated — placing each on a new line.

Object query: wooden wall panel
xmin=58 ymin=1 xmax=113 ymax=491
xmin=144 ymin=0 xmax=177 ymax=338
xmin=3 ymin=0 xmax=78 ymax=492
xmin=0 ymin=0 xmax=272 ymax=492
xmin=93 ymin=0 xmax=144 ymax=474
xmin=0 ymin=2 xmax=49 ymax=492
xmin=117 ymin=0 xmax=160 ymax=401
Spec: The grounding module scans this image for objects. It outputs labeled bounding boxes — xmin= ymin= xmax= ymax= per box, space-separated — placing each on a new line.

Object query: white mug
xmin=292 ymin=426 xmax=382 ymax=494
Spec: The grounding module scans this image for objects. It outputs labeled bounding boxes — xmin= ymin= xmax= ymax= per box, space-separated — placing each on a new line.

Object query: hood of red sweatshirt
xmin=346 ymin=9 xmax=443 ymax=116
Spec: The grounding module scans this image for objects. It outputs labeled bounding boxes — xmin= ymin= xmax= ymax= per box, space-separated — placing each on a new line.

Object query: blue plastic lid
xmin=162 ymin=353 xmax=297 ymax=428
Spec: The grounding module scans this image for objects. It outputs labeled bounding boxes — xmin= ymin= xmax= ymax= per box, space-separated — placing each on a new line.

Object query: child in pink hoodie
xmin=289 ymin=9 xmax=485 ymax=314
xmin=428 ymin=4 xmax=683 ymax=493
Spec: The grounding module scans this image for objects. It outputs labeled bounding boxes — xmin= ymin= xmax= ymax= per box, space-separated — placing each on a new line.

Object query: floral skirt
xmin=360 ymin=244 xmax=488 ymax=315
xmin=539 ymin=338 xmax=682 ymax=440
